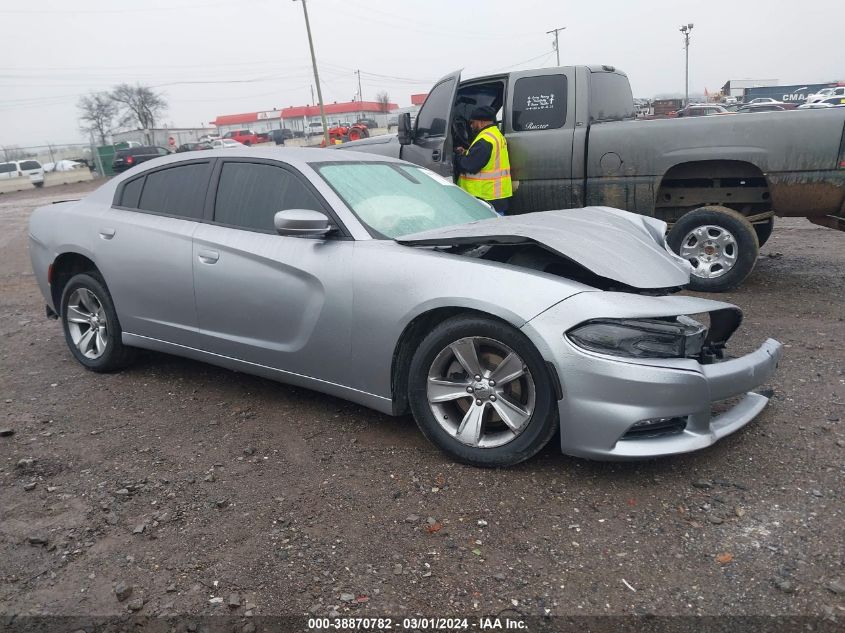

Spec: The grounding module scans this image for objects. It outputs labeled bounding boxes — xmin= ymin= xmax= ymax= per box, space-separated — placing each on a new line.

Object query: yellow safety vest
xmin=457 ymin=125 xmax=512 ymax=200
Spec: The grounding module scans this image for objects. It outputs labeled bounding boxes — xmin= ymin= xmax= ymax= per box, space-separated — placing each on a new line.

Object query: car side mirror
xmin=273 ymin=209 xmax=333 ymax=238
xmin=397 ymin=112 xmax=413 ymax=145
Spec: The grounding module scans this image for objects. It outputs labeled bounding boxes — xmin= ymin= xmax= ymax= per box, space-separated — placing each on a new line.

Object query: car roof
xmin=116 ymin=147 xmax=406 ymax=170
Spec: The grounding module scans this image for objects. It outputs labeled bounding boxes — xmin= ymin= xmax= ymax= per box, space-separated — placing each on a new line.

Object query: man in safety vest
xmin=454 ymin=106 xmax=512 ymax=215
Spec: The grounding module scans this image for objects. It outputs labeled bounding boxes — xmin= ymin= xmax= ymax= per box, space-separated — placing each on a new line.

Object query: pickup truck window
xmin=416 ymin=78 xmax=454 ymax=138
xmin=512 ymin=75 xmax=567 ymax=131
xmin=589 ymin=72 xmax=635 ymax=122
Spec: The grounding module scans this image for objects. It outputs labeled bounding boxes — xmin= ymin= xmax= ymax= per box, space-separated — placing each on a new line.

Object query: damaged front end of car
xmin=522 ymin=292 xmax=782 ymax=460
xmin=397 ymin=207 xmax=692 ymax=294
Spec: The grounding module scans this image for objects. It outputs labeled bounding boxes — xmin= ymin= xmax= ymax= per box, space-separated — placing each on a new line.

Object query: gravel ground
xmin=0 ymin=181 xmax=843 ymax=626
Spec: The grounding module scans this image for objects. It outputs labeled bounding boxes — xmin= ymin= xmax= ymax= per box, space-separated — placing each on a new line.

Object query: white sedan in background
xmin=210 ymin=139 xmax=245 ymax=149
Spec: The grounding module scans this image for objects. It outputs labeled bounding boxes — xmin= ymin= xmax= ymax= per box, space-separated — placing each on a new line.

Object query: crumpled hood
xmin=396 ymin=207 xmax=692 ymax=290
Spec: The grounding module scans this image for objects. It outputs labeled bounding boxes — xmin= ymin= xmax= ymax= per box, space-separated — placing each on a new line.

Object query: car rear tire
xmin=408 ymin=315 xmax=558 ymax=467
xmin=34 ymin=182 xmax=44 ymax=188
xmin=667 ymin=205 xmax=759 ymax=292
xmin=60 ymin=273 xmax=135 ymax=372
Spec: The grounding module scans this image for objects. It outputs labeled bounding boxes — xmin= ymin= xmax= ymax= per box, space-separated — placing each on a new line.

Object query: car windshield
xmin=314 ymin=162 xmax=497 ymax=238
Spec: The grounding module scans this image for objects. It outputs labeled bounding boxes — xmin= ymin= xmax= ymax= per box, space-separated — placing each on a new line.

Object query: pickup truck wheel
xmin=667 ymin=206 xmax=759 ymax=293
xmin=408 ymin=316 xmax=558 ymax=468
xmin=754 ymin=217 xmax=774 ymax=247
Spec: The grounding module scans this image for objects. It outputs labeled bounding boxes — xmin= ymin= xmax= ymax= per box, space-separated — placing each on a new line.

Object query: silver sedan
xmin=28 ymin=148 xmax=782 ymax=466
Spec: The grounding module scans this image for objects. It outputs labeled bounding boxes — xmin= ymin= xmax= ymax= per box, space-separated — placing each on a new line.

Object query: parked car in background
xmin=223 ymin=129 xmax=261 ymax=146
xmin=28 ymin=148 xmax=783 ymax=467
xmin=356 ymin=118 xmax=378 ymax=129
xmin=256 ymin=132 xmax=271 ymax=144
xmin=805 ymin=87 xmax=845 ymax=105
xmin=798 ymin=96 xmax=845 ymax=109
xmin=211 ymin=139 xmax=245 ymax=149
xmin=0 ymin=159 xmax=45 ymax=187
xmin=744 ymin=97 xmax=796 ymax=110
xmin=176 ymin=142 xmax=212 ymax=152
xmin=198 ymin=135 xmax=221 ymax=144
xmin=112 ymin=146 xmax=171 ymax=173
xmin=307 ymin=121 xmax=325 ymax=136
xmin=736 ymin=103 xmax=787 ymax=114
xmin=674 ymin=104 xmax=732 ymax=117
xmin=271 ymin=129 xmax=293 ymax=145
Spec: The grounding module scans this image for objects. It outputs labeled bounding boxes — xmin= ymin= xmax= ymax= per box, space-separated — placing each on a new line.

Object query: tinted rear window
xmin=589 ymin=71 xmax=635 ymax=122
xmin=120 ymin=176 xmax=145 ymax=208
xmin=19 ymin=160 xmax=41 ymax=170
xmin=511 ymin=74 xmax=568 ymax=131
xmin=138 ymin=163 xmax=210 ymax=219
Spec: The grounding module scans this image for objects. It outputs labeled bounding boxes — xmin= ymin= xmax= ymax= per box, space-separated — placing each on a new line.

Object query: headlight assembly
xmin=567 ymin=316 xmax=707 ymax=360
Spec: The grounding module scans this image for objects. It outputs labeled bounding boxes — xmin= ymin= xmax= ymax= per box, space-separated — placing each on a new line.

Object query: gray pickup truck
xmin=338 ymin=66 xmax=845 ymax=291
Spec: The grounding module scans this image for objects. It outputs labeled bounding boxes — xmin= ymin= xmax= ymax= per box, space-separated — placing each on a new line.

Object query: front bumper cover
xmin=522 ymin=292 xmax=783 ymax=460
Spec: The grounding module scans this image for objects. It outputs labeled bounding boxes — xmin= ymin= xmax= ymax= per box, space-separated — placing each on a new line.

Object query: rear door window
xmin=119 ymin=176 xmax=145 ymax=208
xmin=137 ymin=163 xmax=211 ymax=219
xmin=0 ymin=163 xmax=16 ymax=174
xmin=589 ymin=71 xmax=635 ymax=122
xmin=511 ymin=74 xmax=568 ymax=131
xmin=213 ymin=162 xmax=324 ymax=232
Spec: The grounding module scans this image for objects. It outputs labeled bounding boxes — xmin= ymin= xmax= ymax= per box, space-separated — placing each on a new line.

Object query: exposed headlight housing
xmin=567 ymin=316 xmax=707 ymax=359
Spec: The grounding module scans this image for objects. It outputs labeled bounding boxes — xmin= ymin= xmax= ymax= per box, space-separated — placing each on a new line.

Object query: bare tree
xmin=1 ymin=145 xmax=30 ymax=161
xmin=375 ymin=91 xmax=391 ymax=113
xmin=110 ymin=84 xmax=167 ymax=132
xmin=77 ymin=93 xmax=117 ymax=146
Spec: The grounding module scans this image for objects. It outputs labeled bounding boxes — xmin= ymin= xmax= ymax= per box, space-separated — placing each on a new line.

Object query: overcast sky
xmin=1 ymin=0 xmax=842 ymax=147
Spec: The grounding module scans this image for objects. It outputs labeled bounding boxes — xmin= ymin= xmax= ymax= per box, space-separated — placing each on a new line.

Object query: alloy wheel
xmin=426 ymin=336 xmax=536 ymax=449
xmin=65 ymin=288 xmax=108 ymax=359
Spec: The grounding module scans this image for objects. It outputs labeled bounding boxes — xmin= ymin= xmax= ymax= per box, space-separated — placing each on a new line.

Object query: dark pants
xmin=488 ymin=197 xmax=510 ymax=215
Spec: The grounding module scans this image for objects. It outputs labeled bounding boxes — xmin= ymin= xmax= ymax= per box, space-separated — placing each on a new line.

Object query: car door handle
xmin=98 ymin=228 xmax=116 ymax=240
xmin=431 ymin=149 xmax=441 ymax=161
xmin=197 ymin=249 xmax=219 ymax=264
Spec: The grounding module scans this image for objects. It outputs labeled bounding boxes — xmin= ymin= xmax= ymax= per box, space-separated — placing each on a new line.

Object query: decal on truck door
xmin=512 ymin=75 xmax=568 ymax=132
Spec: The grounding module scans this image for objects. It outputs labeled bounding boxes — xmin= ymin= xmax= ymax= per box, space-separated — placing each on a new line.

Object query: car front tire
xmin=60 ymin=273 xmax=135 ymax=372
xmin=408 ymin=315 xmax=558 ymax=467
xmin=667 ymin=205 xmax=759 ymax=292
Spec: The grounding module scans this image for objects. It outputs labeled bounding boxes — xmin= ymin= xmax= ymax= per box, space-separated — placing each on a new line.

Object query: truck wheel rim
xmin=66 ymin=288 xmax=108 ymax=360
xmin=679 ymin=225 xmax=737 ymax=279
xmin=426 ymin=337 xmax=535 ymax=449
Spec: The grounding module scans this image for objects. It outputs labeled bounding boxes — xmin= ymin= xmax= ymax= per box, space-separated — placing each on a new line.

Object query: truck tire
xmin=667 ymin=206 xmax=759 ymax=293
xmin=754 ymin=217 xmax=774 ymax=247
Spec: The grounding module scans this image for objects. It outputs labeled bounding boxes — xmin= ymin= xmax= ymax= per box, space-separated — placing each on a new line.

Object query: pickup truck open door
xmin=399 ymin=70 xmax=461 ymax=177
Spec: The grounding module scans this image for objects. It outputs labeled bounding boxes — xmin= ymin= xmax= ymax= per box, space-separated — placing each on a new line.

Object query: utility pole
xmin=294 ymin=0 xmax=330 ymax=146
xmin=356 ymin=69 xmax=364 ymax=121
xmin=546 ymin=26 xmax=566 ymax=66
xmin=680 ymin=23 xmax=694 ymax=107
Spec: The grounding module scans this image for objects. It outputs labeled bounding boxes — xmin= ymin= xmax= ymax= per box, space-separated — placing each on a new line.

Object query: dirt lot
xmin=0 ymin=181 xmax=843 ymax=626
